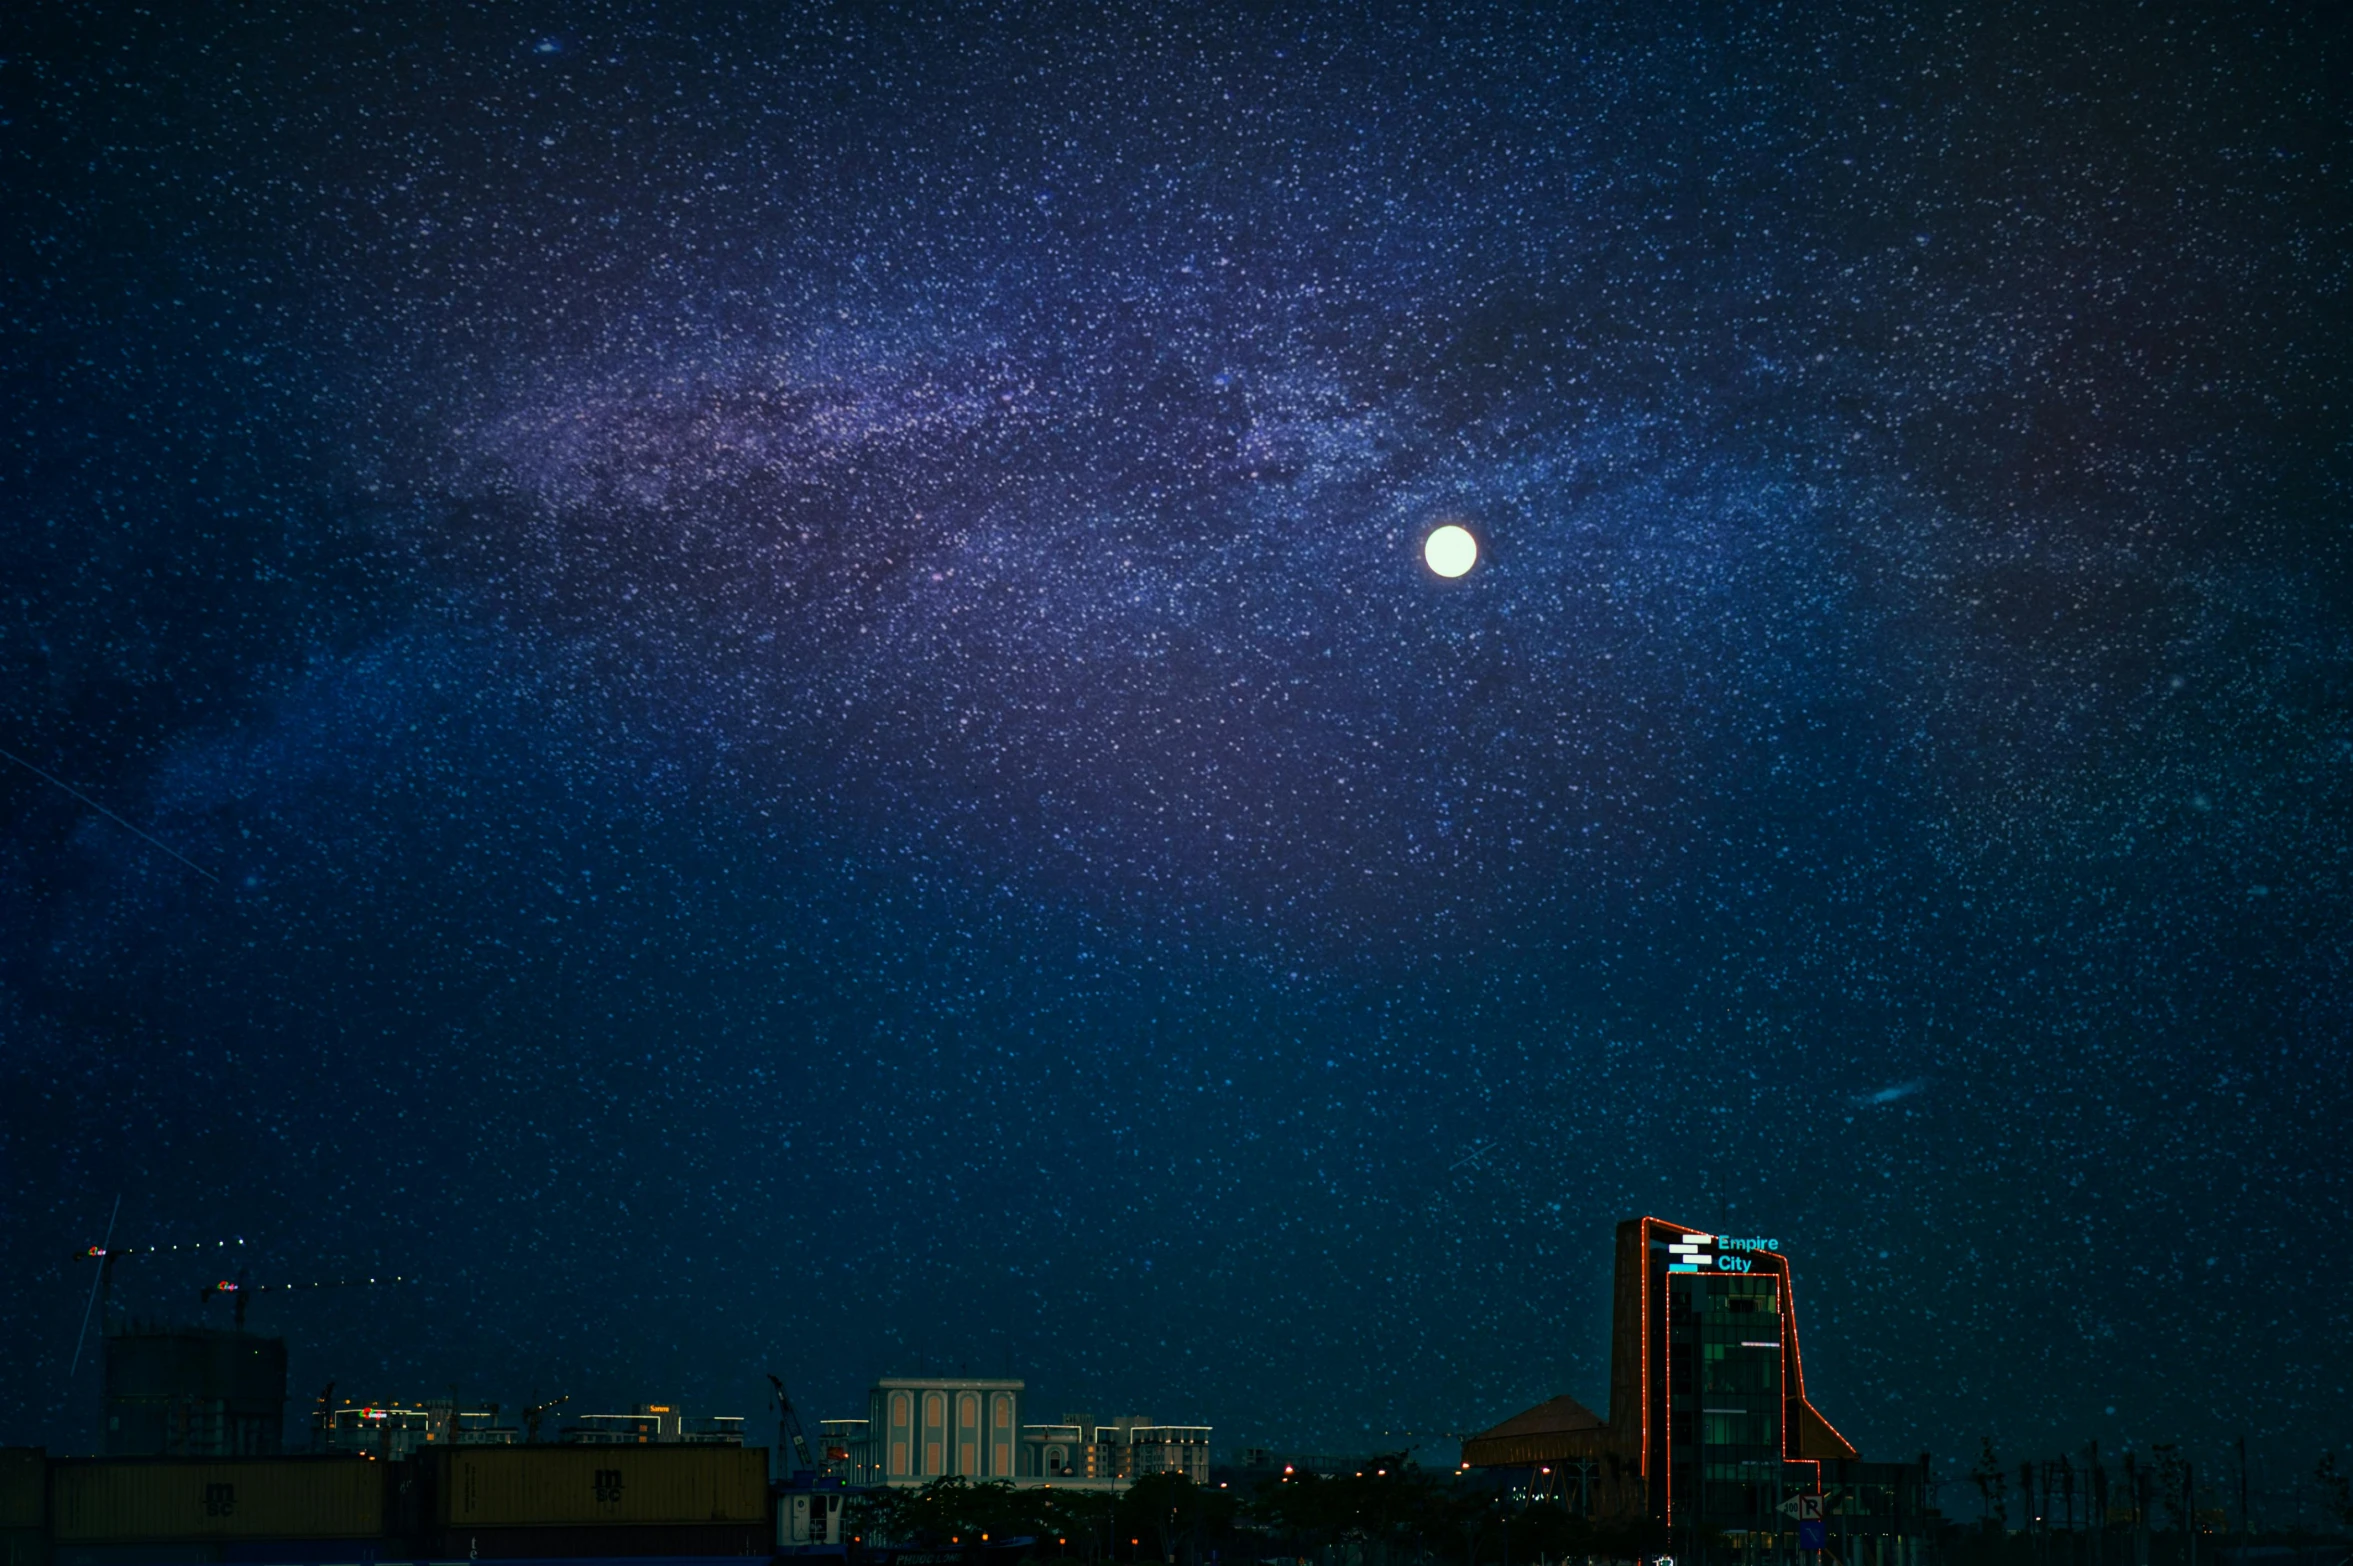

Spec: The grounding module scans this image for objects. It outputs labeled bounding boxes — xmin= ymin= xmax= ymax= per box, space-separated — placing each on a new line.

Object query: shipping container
xmin=215 ymin=1542 xmax=398 ymax=1563
xmin=417 ymin=1521 xmax=769 ymax=1557
xmin=0 ymin=1451 xmax=42 ymax=1530
xmin=51 ymin=1544 xmax=396 ymax=1566
xmin=50 ymin=1547 xmax=214 ymax=1566
xmin=422 ymin=1444 xmax=767 ymax=1527
xmin=48 ymin=1458 xmax=383 ymax=1543
xmin=0 ymin=1529 xmax=42 ymax=1566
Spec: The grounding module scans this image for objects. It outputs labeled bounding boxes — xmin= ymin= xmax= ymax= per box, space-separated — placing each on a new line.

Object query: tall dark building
xmin=102 ymin=1327 xmax=287 ymax=1456
xmin=1464 ymin=1217 xmax=1930 ymax=1565
xmin=1613 ymin=1218 xmax=1854 ymax=1523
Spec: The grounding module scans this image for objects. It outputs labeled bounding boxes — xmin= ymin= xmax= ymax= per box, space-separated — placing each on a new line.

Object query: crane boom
xmin=201 ymin=1273 xmax=411 ymax=1329
xmin=73 ymin=1233 xmax=245 ymax=1352
xmin=767 ymin=1373 xmax=819 ymax=1476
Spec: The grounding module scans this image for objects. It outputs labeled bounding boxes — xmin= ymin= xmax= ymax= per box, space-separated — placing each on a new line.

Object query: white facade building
xmin=835 ymin=1378 xmax=1209 ymax=1491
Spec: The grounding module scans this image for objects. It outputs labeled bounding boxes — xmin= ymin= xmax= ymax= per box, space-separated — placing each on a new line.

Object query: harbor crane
xmin=767 ymin=1373 xmax=819 ymax=1477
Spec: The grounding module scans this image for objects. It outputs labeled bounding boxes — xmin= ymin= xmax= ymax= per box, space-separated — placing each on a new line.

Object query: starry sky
xmin=3 ymin=0 xmax=2349 ymax=1504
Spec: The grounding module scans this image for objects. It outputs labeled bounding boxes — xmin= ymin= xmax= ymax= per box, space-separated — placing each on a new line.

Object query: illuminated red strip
xmin=1640 ymin=1215 xmax=1707 ymax=1524
xmin=1640 ymin=1218 xmax=1854 ymax=1528
xmin=1761 ymin=1248 xmax=1856 ymax=1460
xmin=1638 ymin=1218 xmax=1652 ymax=1483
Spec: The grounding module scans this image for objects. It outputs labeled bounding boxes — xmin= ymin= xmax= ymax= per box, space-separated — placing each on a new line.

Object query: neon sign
xmin=1665 ymin=1233 xmax=1782 ymax=1273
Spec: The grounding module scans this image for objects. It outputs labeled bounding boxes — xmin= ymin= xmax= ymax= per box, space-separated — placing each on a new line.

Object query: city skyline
xmin=3 ymin=0 xmax=2346 ymax=1518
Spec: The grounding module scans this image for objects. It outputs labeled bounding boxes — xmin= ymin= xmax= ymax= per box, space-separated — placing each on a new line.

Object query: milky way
xmin=3 ymin=0 xmax=2349 ymax=1501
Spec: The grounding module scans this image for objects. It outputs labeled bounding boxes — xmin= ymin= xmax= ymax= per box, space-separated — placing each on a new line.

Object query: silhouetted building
xmin=103 ymin=1327 xmax=285 ymax=1457
xmin=1236 ymin=1448 xmax=1411 ymax=1479
xmin=1462 ymin=1217 xmax=1931 ymax=1564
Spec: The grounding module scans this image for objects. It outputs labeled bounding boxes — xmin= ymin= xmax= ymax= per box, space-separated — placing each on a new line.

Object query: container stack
xmin=0 ymin=1444 xmax=777 ymax=1563
xmin=1 ymin=1449 xmax=43 ymax=1566
xmin=412 ymin=1443 xmax=771 ymax=1558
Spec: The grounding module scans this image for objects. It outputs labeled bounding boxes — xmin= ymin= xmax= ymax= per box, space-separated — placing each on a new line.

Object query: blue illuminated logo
xmin=1666 ymin=1232 xmax=1780 ymax=1273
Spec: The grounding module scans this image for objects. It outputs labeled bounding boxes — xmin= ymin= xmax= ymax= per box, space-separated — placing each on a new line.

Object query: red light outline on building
xmin=1634 ymin=1215 xmax=1849 ymax=1526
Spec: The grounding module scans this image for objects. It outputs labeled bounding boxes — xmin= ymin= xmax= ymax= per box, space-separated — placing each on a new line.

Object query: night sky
xmin=4 ymin=0 xmax=2349 ymax=1506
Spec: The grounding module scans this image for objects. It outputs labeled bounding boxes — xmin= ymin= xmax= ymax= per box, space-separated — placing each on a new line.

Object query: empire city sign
xmin=1664 ymin=1233 xmax=1782 ymax=1273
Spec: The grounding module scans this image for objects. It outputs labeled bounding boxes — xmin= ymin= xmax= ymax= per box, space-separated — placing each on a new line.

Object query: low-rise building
xmin=833 ymin=1379 xmax=1210 ymax=1489
xmin=563 ymin=1404 xmax=743 ymax=1444
xmin=844 ymin=1377 xmax=1026 ymax=1486
xmin=1021 ymin=1419 xmax=1088 ymax=1480
xmin=1092 ymin=1417 xmax=1211 ymax=1485
xmin=817 ymin=1417 xmax=868 ymax=1481
xmin=312 ymin=1398 xmax=515 ymax=1458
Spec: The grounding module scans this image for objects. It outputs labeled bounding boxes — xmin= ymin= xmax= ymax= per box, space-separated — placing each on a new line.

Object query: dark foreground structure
xmin=102 ymin=1329 xmax=287 ymax=1459
xmin=1462 ymin=1217 xmax=1932 ymax=1566
xmin=0 ymin=1443 xmax=783 ymax=1564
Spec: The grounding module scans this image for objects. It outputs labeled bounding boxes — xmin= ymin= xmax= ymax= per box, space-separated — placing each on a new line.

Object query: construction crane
xmin=521 ymin=1394 xmax=570 ymax=1443
xmin=198 ymin=1271 xmax=412 ymax=1330
xmin=311 ymin=1381 xmax=338 ymax=1451
xmin=767 ymin=1373 xmax=819 ymax=1477
xmin=70 ymin=1226 xmax=245 ymax=1375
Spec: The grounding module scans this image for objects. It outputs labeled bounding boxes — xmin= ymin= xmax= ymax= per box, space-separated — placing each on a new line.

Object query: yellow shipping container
xmin=432 ymin=1445 xmax=767 ymax=1527
xmin=49 ymin=1457 xmax=382 ymax=1542
xmin=0 ymin=1449 xmax=41 ymax=1530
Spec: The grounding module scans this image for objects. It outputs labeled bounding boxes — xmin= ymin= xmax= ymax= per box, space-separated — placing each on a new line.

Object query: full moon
xmin=1424 ymin=523 xmax=1478 ymax=578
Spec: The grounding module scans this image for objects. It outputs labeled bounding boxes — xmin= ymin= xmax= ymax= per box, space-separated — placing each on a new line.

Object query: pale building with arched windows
xmin=852 ymin=1377 xmax=1025 ymax=1487
xmin=836 ymin=1377 xmax=1209 ymax=1491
